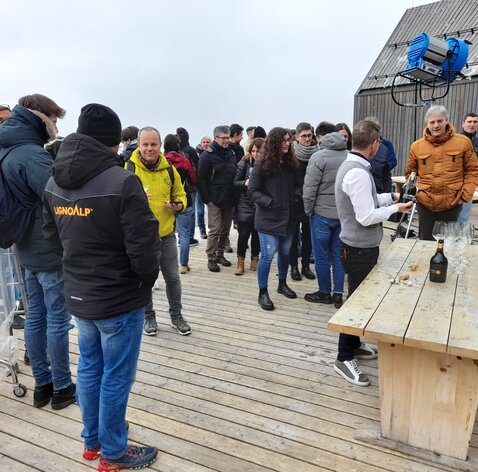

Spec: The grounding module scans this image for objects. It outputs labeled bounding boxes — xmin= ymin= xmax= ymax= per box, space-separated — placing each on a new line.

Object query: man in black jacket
xmin=43 ymin=104 xmax=160 ymax=471
xmin=197 ymin=125 xmax=237 ymax=272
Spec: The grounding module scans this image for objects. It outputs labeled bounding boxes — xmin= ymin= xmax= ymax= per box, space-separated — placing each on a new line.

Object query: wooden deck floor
xmin=1 ymin=221 xmax=478 ymax=471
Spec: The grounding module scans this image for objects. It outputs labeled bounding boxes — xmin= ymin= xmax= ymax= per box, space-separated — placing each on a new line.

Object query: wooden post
xmin=378 ymin=342 xmax=478 ymax=460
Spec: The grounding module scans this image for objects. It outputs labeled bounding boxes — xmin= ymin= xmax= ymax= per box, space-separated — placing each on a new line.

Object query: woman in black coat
xmin=233 ymin=138 xmax=264 ymax=275
xmin=248 ymin=127 xmax=300 ymax=310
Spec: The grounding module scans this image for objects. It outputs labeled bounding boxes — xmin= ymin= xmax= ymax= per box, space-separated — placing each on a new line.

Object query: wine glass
xmin=432 ymin=221 xmax=446 ymax=241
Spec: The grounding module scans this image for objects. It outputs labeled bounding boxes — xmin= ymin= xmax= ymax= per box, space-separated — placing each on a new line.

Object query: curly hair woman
xmin=248 ymin=127 xmax=300 ymax=310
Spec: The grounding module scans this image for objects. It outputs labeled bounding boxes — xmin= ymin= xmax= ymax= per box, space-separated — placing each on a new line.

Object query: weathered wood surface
xmin=1 ymin=226 xmax=477 ymax=471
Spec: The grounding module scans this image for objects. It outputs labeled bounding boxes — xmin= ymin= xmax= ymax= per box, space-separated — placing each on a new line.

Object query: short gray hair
xmin=425 ymin=105 xmax=449 ymax=122
xmin=213 ymin=125 xmax=230 ymax=137
xmin=138 ymin=126 xmax=161 ymax=141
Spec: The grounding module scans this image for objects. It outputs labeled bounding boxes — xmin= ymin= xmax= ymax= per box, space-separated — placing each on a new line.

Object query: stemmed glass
xmin=456 ymin=222 xmax=474 ymax=274
xmin=432 ymin=221 xmax=446 ymax=241
xmin=443 ymin=222 xmax=457 ymax=272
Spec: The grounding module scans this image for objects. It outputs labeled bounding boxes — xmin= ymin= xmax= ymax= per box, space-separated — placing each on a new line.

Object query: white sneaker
xmin=334 ymin=359 xmax=370 ymax=386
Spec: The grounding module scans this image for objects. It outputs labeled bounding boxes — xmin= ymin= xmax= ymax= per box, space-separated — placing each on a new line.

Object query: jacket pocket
xmin=445 ymin=150 xmax=463 ymax=174
xmin=416 ymin=153 xmax=432 ymax=174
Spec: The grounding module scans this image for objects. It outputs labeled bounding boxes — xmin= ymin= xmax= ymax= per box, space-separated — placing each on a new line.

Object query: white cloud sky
xmin=1 ymin=0 xmax=436 ymax=145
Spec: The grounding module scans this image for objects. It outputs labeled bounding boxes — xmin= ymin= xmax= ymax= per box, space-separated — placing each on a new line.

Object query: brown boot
xmin=235 ymin=256 xmax=245 ymax=275
xmin=250 ymin=256 xmax=259 ymax=271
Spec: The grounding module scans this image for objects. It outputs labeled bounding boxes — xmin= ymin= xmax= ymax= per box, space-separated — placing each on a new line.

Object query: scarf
xmin=293 ymin=141 xmax=318 ymax=162
xmin=423 ymin=123 xmax=455 ymax=145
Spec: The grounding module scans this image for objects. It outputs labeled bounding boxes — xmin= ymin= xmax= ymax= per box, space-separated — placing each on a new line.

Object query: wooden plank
xmin=0 ymin=453 xmax=39 ymax=472
xmin=365 ymin=240 xmax=431 ymax=344
xmin=378 ymin=343 xmax=478 ymax=460
xmin=448 ymin=245 xmax=478 ymax=358
xmin=328 ymin=239 xmax=415 ymax=336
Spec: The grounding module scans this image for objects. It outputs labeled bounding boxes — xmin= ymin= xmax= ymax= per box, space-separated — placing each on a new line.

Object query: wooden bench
xmin=328 ymin=239 xmax=478 ymax=461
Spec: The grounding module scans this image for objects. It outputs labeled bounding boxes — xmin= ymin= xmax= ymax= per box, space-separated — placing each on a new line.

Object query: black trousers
xmin=236 ymin=221 xmax=260 ymax=258
xmin=417 ymin=203 xmax=461 ymax=241
xmin=290 ymin=218 xmax=312 ymax=268
xmin=337 ymin=243 xmax=379 ymax=362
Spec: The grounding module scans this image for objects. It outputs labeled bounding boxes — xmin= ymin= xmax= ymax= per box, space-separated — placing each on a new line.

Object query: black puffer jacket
xmin=248 ymin=158 xmax=300 ymax=236
xmin=197 ymin=141 xmax=237 ymax=208
xmin=234 ymin=159 xmax=255 ymax=223
xmin=42 ymin=133 xmax=160 ymax=320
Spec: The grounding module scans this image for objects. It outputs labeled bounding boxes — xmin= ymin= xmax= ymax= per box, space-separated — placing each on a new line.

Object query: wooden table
xmin=328 ymin=239 xmax=478 ymax=461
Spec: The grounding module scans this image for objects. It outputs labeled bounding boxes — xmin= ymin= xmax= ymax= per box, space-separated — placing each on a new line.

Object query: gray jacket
xmin=303 ymin=132 xmax=348 ymax=219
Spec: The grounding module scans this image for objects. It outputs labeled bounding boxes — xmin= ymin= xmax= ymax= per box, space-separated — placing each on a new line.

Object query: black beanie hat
xmin=163 ymin=134 xmax=180 ymax=153
xmin=77 ymin=103 xmax=122 ymax=147
xmin=176 ymin=127 xmax=189 ymax=144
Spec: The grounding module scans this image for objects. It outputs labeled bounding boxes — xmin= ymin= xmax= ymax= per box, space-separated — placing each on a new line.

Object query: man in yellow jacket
xmin=406 ymin=105 xmax=478 ymax=240
xmin=127 ymin=126 xmax=190 ymax=335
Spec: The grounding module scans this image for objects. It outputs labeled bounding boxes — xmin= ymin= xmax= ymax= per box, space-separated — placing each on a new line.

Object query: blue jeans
xmin=458 ymin=199 xmax=472 ymax=224
xmin=195 ymin=191 xmax=206 ymax=231
xmin=76 ymin=309 xmax=144 ymax=459
xmin=257 ymin=230 xmax=294 ymax=289
xmin=309 ymin=214 xmax=344 ymax=294
xmin=188 ymin=193 xmax=197 ymax=240
xmin=24 ymin=269 xmax=72 ymax=389
xmin=176 ymin=205 xmax=194 ymax=266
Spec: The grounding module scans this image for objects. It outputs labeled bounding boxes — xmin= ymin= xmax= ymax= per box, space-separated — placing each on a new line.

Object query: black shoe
xmin=143 ymin=313 xmax=158 ymax=336
xmin=200 ymin=229 xmax=207 ymax=239
xmin=290 ymin=266 xmax=302 ymax=281
xmin=216 ymin=255 xmax=232 ymax=267
xmin=277 ymin=280 xmax=297 ymax=299
xmin=171 ymin=315 xmax=191 ymax=335
xmin=24 ymin=349 xmax=30 ymax=366
xmin=258 ymin=288 xmax=274 ymax=310
xmin=208 ymin=259 xmax=220 ymax=272
xmin=190 ymin=238 xmax=199 ymax=247
xmin=225 ymin=243 xmax=233 ymax=253
xmin=33 ymin=381 xmax=53 ymax=408
xmin=304 ymin=291 xmax=333 ymax=304
xmin=12 ymin=313 xmax=25 ymax=329
xmin=301 ymin=265 xmax=316 ymax=280
xmin=332 ymin=293 xmax=343 ymax=308
xmin=51 ymin=382 xmax=76 ymax=410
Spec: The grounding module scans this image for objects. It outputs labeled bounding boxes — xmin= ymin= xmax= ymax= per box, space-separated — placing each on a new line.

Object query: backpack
xmin=0 ymin=146 xmax=38 ymax=248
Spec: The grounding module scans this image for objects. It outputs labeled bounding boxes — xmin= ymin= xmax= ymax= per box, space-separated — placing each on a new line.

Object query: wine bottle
xmin=429 ymin=239 xmax=448 ymax=283
xmin=400 ymin=169 xmax=417 ymax=203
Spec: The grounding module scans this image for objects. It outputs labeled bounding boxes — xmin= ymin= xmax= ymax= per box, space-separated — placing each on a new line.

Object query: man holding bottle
xmin=406 ymin=105 xmax=478 ymax=241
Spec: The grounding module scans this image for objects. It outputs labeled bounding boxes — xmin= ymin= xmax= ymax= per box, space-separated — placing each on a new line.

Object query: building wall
xmin=354 ymin=78 xmax=478 ymax=174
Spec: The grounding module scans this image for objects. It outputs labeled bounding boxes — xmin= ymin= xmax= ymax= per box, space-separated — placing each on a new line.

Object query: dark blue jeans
xmin=24 ymin=269 xmax=72 ymax=389
xmin=76 ymin=308 xmax=144 ymax=459
xmin=337 ymin=243 xmax=379 ymax=362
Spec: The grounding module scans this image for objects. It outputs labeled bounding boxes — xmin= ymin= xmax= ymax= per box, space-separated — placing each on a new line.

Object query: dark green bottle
xmin=429 ymin=239 xmax=448 ymax=283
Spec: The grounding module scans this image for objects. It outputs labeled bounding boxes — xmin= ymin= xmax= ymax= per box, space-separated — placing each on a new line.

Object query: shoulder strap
xmin=126 ymin=160 xmax=136 ymax=173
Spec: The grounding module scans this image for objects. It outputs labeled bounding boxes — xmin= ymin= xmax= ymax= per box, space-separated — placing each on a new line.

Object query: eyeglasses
xmin=373 ymin=138 xmax=383 ymax=145
xmin=282 ymin=138 xmax=292 ymax=144
xmin=298 ymin=133 xmax=313 ymax=140
xmin=216 ymin=135 xmax=230 ymax=141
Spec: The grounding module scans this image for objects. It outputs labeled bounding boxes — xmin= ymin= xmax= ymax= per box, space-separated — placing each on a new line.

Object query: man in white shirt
xmin=334 ymin=120 xmax=413 ymax=386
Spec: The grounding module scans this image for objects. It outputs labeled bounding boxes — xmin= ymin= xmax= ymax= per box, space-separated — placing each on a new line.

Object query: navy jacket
xmin=0 ymin=105 xmax=62 ymax=271
xmin=197 ymin=141 xmax=237 ymax=208
xmin=234 ymin=159 xmax=255 ymax=223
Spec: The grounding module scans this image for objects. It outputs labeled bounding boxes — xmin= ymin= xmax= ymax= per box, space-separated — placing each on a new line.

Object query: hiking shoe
xmin=98 ymin=445 xmax=158 ymax=472
xmin=334 ymin=359 xmax=370 ymax=386
xmin=143 ymin=314 xmax=158 ymax=336
xmin=354 ymin=343 xmax=378 ymax=359
xmin=216 ymin=255 xmax=231 ymax=267
xmin=200 ymin=229 xmax=207 ymax=239
xmin=12 ymin=313 xmax=25 ymax=329
xmin=33 ymin=381 xmax=53 ymax=408
xmin=189 ymin=238 xmax=199 ymax=247
xmin=304 ymin=291 xmax=332 ymax=304
xmin=52 ymin=382 xmax=76 ymax=410
xmin=332 ymin=293 xmax=343 ymax=308
xmin=208 ymin=259 xmax=220 ymax=272
xmin=83 ymin=445 xmax=101 ymax=460
xmin=171 ymin=315 xmax=191 ymax=335
xmin=180 ymin=265 xmax=190 ymax=274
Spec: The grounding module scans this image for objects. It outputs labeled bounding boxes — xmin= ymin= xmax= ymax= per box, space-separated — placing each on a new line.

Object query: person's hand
xmin=244 ymin=178 xmax=249 ymax=187
xmin=396 ymin=201 xmax=413 ymax=213
xmin=164 ymin=201 xmax=183 ymax=212
xmin=393 ymin=192 xmax=400 ymax=203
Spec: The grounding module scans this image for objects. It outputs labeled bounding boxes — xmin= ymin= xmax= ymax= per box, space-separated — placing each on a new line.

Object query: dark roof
xmin=358 ymin=0 xmax=478 ymax=92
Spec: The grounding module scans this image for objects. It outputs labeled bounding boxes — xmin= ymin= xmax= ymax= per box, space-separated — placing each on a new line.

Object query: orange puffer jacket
xmin=406 ymin=125 xmax=478 ymax=212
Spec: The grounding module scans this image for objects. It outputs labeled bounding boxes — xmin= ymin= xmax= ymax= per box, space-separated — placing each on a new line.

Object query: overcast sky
xmin=2 ymin=0 xmax=435 ymax=145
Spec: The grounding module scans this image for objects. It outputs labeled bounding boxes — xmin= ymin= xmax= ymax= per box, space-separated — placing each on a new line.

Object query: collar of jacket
xmin=423 ymin=123 xmax=455 ymax=145
xmin=130 ymin=148 xmax=169 ymax=172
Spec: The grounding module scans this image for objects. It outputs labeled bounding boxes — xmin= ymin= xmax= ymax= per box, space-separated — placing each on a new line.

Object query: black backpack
xmin=0 ymin=146 xmax=38 ymax=248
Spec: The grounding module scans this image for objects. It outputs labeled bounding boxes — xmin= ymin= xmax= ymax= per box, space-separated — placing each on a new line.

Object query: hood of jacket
xmin=319 ymin=132 xmax=348 ymax=151
xmin=164 ymin=150 xmax=187 ymax=166
xmin=423 ymin=123 xmax=456 ymax=145
xmin=0 ymin=104 xmax=53 ymax=148
xmin=53 ymin=133 xmax=124 ymax=189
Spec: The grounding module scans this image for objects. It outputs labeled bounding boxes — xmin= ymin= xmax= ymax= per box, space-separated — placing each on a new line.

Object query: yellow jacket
xmin=128 ymin=149 xmax=187 ymax=237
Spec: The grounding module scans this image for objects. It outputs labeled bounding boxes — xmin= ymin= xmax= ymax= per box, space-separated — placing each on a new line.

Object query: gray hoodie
xmin=303 ymin=132 xmax=348 ymax=219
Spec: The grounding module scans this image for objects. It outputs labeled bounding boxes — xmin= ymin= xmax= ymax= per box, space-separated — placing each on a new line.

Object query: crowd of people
xmin=1 ymin=94 xmax=478 ymax=471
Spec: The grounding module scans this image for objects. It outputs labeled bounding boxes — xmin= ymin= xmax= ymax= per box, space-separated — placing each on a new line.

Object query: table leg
xmin=378 ymin=342 xmax=478 ymax=460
